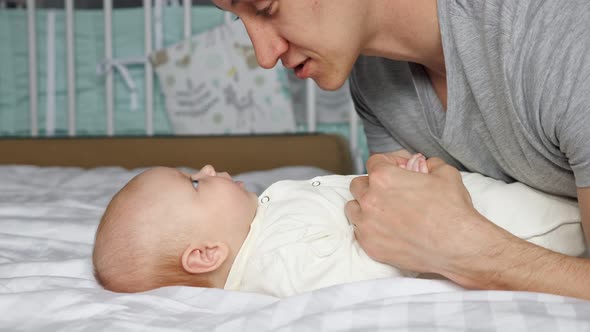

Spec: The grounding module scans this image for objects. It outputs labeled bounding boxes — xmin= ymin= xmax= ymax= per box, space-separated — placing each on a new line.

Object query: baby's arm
xmin=399 ymin=153 xmax=429 ymax=174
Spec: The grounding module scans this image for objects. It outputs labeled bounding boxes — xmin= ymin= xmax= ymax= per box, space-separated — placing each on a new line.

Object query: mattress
xmin=1 ymin=165 xmax=589 ymax=331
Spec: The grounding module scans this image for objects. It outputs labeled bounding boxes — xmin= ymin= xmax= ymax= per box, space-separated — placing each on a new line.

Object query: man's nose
xmin=244 ymin=20 xmax=288 ymax=69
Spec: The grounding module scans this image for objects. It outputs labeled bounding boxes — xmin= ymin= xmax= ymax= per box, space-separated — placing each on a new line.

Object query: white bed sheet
xmin=1 ymin=165 xmax=589 ymax=331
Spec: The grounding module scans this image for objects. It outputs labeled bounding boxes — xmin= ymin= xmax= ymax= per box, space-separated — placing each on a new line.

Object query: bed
xmin=1 ymin=135 xmax=590 ymax=331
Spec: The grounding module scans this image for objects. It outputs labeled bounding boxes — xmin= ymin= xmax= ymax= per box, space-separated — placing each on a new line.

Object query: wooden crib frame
xmin=0 ymin=134 xmax=354 ymax=175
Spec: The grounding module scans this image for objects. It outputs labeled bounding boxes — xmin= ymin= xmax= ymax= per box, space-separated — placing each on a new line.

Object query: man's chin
xmin=314 ymin=75 xmax=348 ymax=91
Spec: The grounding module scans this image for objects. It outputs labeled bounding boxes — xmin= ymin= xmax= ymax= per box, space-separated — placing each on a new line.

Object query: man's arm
xmin=459 ymin=187 xmax=590 ymax=298
xmin=346 ymin=155 xmax=590 ymax=300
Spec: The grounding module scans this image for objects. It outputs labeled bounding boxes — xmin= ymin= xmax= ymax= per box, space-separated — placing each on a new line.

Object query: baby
xmin=93 ymin=154 xmax=585 ymax=297
xmin=93 ymin=155 xmax=430 ymax=296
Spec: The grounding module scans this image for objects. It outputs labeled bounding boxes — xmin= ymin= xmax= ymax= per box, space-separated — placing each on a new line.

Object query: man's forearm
xmin=494 ymin=243 xmax=590 ymax=299
xmin=450 ymin=234 xmax=590 ymax=300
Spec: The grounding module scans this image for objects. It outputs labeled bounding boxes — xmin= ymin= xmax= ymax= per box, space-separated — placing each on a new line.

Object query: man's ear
xmin=181 ymin=242 xmax=229 ymax=274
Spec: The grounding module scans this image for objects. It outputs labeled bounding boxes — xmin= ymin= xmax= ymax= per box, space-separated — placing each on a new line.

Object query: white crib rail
xmin=26 ymin=0 xmax=37 ymax=137
xmin=104 ymin=0 xmax=114 ymax=136
xmin=183 ymin=0 xmax=192 ymax=40
xmin=66 ymin=0 xmax=76 ymax=136
xmin=46 ymin=10 xmax=56 ymax=136
xmin=154 ymin=0 xmax=164 ymax=49
xmin=144 ymin=0 xmax=154 ymax=136
xmin=306 ymin=80 xmax=317 ymax=133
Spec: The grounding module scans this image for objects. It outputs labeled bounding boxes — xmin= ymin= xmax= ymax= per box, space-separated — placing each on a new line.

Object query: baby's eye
xmin=192 ymin=180 xmax=199 ymax=188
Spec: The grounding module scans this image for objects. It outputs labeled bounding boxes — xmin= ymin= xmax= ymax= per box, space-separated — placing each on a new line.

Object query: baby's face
xmin=136 ymin=166 xmax=258 ymax=243
xmin=190 ymin=165 xmax=259 ymax=233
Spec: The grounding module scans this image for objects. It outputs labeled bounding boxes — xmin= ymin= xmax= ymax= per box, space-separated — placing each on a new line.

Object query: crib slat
xmin=154 ymin=0 xmax=164 ymax=50
xmin=183 ymin=0 xmax=191 ymax=39
xmin=46 ymin=10 xmax=56 ymax=137
xmin=144 ymin=0 xmax=154 ymax=136
xmin=104 ymin=0 xmax=114 ymax=136
xmin=26 ymin=0 xmax=38 ymax=137
xmin=349 ymin=98 xmax=363 ymax=174
xmin=66 ymin=0 xmax=76 ymax=137
xmin=306 ymin=80 xmax=317 ymax=132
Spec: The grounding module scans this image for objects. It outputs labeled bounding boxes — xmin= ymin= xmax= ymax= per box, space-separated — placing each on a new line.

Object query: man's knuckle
xmin=357 ymin=192 xmax=378 ymax=211
xmin=344 ymin=200 xmax=357 ymax=215
xmin=442 ymin=164 xmax=456 ymax=173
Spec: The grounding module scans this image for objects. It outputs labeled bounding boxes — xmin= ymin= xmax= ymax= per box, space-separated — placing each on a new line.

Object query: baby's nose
xmin=199 ymin=165 xmax=216 ymax=177
xmin=217 ymin=171 xmax=232 ymax=180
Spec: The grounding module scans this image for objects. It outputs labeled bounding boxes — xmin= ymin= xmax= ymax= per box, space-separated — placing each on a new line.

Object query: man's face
xmin=212 ymin=0 xmax=367 ymax=91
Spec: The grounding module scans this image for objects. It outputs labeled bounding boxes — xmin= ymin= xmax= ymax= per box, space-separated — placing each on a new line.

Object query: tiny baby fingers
xmin=406 ymin=154 xmax=417 ymax=172
xmin=419 ymin=158 xmax=429 ymax=174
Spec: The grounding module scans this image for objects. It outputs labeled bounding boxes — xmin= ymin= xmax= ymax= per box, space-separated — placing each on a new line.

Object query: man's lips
xmin=294 ymin=59 xmax=311 ymax=79
xmin=282 ymin=57 xmax=312 ymax=79
xmin=283 ymin=58 xmax=309 ymax=70
xmin=295 ymin=61 xmax=306 ymax=71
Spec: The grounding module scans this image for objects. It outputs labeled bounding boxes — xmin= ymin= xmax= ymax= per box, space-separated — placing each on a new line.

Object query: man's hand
xmin=345 ymin=154 xmax=514 ymax=283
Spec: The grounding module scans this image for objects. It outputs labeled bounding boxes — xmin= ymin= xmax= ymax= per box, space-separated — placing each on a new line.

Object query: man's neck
xmin=363 ymin=0 xmax=445 ymax=76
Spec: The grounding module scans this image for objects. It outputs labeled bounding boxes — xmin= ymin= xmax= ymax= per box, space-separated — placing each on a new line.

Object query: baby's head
xmin=93 ymin=165 xmax=258 ymax=293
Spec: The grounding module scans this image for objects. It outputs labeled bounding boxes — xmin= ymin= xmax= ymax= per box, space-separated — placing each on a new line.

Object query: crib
xmin=1 ymin=1 xmax=590 ymax=331
xmin=0 ymin=0 xmax=366 ymax=173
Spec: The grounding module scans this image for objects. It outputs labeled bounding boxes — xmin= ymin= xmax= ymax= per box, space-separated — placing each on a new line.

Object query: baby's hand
xmin=400 ymin=153 xmax=429 ymax=174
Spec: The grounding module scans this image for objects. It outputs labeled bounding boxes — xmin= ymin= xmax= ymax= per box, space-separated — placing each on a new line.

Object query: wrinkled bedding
xmin=1 ymin=165 xmax=589 ymax=331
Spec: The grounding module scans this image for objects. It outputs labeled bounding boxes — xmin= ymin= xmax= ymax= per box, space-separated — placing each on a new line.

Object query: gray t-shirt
xmin=351 ymin=0 xmax=590 ymax=198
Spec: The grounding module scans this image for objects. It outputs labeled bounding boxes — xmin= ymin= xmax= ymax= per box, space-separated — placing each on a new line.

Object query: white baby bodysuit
xmin=225 ymin=173 xmax=585 ymax=298
xmin=224 ymin=175 xmax=412 ymax=298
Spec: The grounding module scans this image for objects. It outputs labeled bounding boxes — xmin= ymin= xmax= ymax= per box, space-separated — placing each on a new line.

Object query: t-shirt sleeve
xmin=560 ymin=101 xmax=590 ymax=188
xmin=349 ymin=71 xmax=403 ymax=153
xmin=548 ymin=5 xmax=590 ymax=188
xmin=516 ymin=0 xmax=590 ymax=189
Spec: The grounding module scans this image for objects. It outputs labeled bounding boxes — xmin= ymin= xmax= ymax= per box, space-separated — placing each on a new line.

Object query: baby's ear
xmin=181 ymin=242 xmax=229 ymax=274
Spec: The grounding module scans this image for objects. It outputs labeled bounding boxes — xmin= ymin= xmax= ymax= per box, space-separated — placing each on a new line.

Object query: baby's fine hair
xmin=92 ymin=181 xmax=212 ymax=293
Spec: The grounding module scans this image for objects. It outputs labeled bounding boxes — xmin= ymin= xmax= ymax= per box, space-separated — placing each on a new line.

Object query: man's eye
xmin=192 ymin=180 xmax=199 ymax=188
xmin=255 ymin=1 xmax=276 ymax=18
xmin=255 ymin=5 xmax=273 ymax=17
